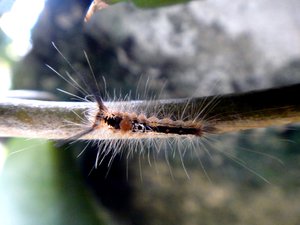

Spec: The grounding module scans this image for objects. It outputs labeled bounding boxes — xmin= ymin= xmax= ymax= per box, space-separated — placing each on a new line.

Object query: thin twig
xmin=1 ymin=84 xmax=300 ymax=140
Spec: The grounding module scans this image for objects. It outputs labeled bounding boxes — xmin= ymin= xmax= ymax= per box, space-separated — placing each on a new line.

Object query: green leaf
xmin=0 ymin=138 xmax=107 ymax=225
xmin=107 ymin=0 xmax=191 ymax=8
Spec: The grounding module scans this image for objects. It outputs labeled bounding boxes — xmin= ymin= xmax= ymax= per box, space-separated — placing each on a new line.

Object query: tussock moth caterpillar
xmin=46 ymin=42 xmax=284 ymax=182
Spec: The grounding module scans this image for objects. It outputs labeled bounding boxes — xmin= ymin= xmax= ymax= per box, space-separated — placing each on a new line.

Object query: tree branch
xmin=1 ymin=84 xmax=300 ymax=140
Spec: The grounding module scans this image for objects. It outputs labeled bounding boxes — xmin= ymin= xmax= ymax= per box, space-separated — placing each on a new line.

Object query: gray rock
xmin=85 ymin=0 xmax=300 ymax=97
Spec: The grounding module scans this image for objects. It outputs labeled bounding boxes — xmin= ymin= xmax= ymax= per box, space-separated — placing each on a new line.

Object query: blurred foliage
xmin=0 ymin=138 xmax=106 ymax=225
xmin=108 ymin=0 xmax=191 ymax=8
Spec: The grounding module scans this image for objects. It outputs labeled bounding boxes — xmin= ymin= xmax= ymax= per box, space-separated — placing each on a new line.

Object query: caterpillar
xmin=46 ymin=42 xmax=282 ymax=182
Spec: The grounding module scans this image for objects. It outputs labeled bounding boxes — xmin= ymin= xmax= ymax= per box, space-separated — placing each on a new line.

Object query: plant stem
xmin=1 ymin=84 xmax=300 ymax=140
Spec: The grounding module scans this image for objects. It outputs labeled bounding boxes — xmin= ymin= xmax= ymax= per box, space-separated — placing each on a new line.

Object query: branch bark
xmin=1 ymin=84 xmax=300 ymax=140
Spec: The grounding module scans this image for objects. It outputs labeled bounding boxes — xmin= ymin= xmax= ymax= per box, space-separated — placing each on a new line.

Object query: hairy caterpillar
xmin=45 ymin=42 xmax=283 ymax=182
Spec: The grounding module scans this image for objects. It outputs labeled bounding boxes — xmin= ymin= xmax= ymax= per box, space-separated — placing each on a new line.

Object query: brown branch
xmin=0 ymin=84 xmax=300 ymax=139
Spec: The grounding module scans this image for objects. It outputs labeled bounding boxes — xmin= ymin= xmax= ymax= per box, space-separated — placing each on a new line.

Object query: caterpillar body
xmin=47 ymin=43 xmax=280 ymax=183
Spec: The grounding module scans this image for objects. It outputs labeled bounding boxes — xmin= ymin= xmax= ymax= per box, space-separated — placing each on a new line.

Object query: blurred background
xmin=1 ymin=0 xmax=300 ymax=224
